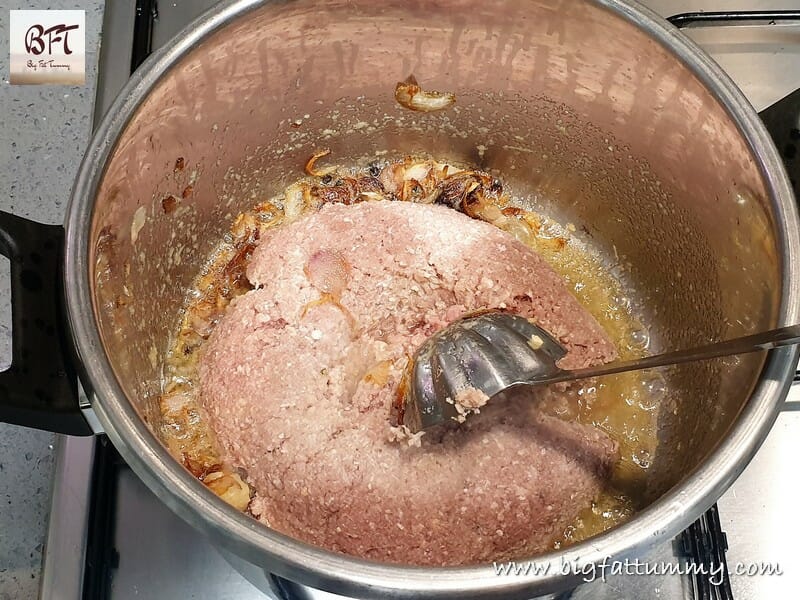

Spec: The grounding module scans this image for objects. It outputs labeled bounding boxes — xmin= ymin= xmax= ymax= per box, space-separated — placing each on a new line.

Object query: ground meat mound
xmin=198 ymin=200 xmax=619 ymax=566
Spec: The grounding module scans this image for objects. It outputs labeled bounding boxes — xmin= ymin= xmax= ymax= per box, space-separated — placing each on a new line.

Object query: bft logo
xmin=25 ymin=23 xmax=80 ymax=56
xmin=9 ymin=10 xmax=86 ymax=85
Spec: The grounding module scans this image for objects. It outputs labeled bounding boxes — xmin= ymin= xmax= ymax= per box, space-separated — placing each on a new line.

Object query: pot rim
xmin=64 ymin=0 xmax=800 ymax=598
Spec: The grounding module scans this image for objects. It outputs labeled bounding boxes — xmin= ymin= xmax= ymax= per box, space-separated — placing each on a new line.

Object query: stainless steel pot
xmin=0 ymin=0 xmax=797 ymax=598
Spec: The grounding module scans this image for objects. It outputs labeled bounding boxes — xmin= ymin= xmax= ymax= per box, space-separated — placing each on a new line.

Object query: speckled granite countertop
xmin=0 ymin=2 xmax=103 ymax=598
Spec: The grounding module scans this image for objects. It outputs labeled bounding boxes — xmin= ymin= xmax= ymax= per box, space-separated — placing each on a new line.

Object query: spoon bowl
xmin=401 ymin=311 xmax=800 ymax=433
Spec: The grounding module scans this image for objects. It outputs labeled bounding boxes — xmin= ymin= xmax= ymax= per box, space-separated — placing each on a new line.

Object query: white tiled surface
xmin=0 ymin=3 xmax=103 ymax=598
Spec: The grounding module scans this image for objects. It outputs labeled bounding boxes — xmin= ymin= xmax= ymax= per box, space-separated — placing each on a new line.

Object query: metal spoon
xmin=401 ymin=311 xmax=800 ymax=433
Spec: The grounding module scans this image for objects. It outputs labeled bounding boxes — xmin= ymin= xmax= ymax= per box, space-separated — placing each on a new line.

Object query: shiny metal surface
xmin=404 ymin=312 xmax=568 ymax=432
xmin=62 ymin=0 xmax=800 ymax=598
xmin=718 ymin=405 xmax=800 ymax=599
xmin=40 ymin=436 xmax=95 ymax=600
xmin=92 ymin=0 xmax=135 ymax=124
xmin=647 ymin=1 xmax=800 ymax=112
xmin=680 ymin=23 xmax=800 ymax=113
xmin=110 ymin=468 xmax=271 ymax=599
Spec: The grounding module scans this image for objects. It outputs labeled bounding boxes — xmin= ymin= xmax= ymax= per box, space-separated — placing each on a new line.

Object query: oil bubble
xmin=632 ymin=448 xmax=651 ymax=469
xmin=629 ymin=325 xmax=650 ymax=350
xmin=638 ymin=371 xmax=666 ymax=411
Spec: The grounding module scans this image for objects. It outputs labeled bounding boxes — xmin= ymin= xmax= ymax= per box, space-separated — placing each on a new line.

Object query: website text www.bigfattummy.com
xmin=493 ymin=558 xmax=783 ymax=585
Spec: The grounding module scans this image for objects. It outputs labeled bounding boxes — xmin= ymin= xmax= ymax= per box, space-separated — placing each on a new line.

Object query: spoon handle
xmin=559 ymin=323 xmax=800 ymax=382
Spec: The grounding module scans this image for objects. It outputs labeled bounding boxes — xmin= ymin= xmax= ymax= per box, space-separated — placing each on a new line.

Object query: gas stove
xmin=39 ymin=2 xmax=800 ymax=599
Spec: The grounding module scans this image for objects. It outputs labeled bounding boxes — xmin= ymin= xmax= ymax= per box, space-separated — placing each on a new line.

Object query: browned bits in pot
xmin=312 ymin=178 xmax=358 ymax=205
xmin=174 ymin=156 xmax=185 ymax=172
xmin=395 ymin=74 xmax=456 ymax=113
xmin=184 ymin=456 xmax=220 ymax=479
xmin=185 ymin=299 xmax=221 ymax=338
xmin=401 ymin=178 xmax=425 ymax=203
xmin=375 ymin=159 xmax=511 ymax=216
xmin=162 ymin=194 xmax=178 ymax=214
xmin=222 ymin=237 xmax=259 ymax=295
xmin=430 ymin=171 xmax=504 ymax=221
xmin=539 ymin=236 xmax=568 ymax=251
xmin=461 ymin=193 xmax=487 ymax=219
xmin=357 ymin=175 xmax=384 ymax=194
xmin=435 ymin=173 xmax=482 ymax=210
xmin=252 ymin=200 xmax=285 ymax=223
xmin=311 ymin=175 xmax=386 ymax=206
xmin=182 ymin=185 xmax=194 ymax=199
xmin=502 ymin=207 xmax=525 ymax=217
xmin=95 ymin=225 xmax=116 ymax=255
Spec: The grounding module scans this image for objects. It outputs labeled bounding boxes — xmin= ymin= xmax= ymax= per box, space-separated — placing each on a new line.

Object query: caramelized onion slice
xmin=395 ymin=75 xmax=455 ymax=113
xmin=305 ymin=149 xmax=336 ymax=178
xmin=204 ymin=471 xmax=251 ymax=511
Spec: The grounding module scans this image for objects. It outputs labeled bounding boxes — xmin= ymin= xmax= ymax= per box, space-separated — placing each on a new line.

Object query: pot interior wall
xmin=89 ymin=0 xmax=780 ymax=520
